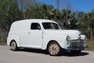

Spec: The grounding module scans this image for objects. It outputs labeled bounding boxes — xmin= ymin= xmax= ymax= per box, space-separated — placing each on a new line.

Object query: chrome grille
xmin=67 ymin=39 xmax=86 ymax=50
xmin=70 ymin=42 xmax=84 ymax=48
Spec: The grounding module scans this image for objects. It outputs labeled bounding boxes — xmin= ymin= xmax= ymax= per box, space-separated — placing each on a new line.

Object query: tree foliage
xmin=0 ymin=0 xmax=22 ymax=31
xmin=0 ymin=0 xmax=94 ymax=39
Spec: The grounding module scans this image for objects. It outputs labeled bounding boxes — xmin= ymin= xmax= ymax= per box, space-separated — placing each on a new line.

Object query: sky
xmin=40 ymin=0 xmax=94 ymax=12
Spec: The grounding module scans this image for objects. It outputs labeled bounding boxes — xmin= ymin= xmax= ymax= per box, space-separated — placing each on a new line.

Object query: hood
xmin=44 ymin=29 xmax=81 ymax=39
xmin=61 ymin=30 xmax=80 ymax=39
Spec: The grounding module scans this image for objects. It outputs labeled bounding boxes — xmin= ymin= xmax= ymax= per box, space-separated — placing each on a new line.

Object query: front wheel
xmin=10 ymin=41 xmax=18 ymax=51
xmin=48 ymin=42 xmax=62 ymax=56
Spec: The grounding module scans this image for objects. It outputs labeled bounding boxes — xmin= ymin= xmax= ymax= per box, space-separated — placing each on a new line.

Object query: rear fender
xmin=7 ymin=34 xmax=20 ymax=47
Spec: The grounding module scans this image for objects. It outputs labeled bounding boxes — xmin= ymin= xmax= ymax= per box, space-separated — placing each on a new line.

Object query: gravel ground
xmin=0 ymin=46 xmax=94 ymax=63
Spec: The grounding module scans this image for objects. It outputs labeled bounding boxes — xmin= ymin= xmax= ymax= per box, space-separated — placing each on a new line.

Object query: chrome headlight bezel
xmin=66 ymin=36 xmax=70 ymax=45
xmin=66 ymin=36 xmax=70 ymax=41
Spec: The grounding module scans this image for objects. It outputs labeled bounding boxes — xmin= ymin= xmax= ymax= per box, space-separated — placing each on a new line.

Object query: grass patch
xmin=85 ymin=40 xmax=94 ymax=51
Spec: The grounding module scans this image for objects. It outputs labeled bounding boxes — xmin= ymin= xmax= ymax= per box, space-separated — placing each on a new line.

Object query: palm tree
xmin=56 ymin=0 xmax=60 ymax=10
xmin=61 ymin=10 xmax=71 ymax=29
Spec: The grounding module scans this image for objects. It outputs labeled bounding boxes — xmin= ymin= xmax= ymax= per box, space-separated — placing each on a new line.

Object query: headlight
xmin=66 ymin=36 xmax=70 ymax=41
xmin=66 ymin=36 xmax=70 ymax=46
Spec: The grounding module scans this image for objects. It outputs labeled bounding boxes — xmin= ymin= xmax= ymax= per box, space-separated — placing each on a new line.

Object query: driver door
xmin=29 ymin=23 xmax=42 ymax=48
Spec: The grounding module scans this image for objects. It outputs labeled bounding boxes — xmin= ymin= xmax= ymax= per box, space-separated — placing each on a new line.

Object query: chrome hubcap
xmin=49 ymin=43 xmax=60 ymax=55
xmin=11 ymin=42 xmax=16 ymax=50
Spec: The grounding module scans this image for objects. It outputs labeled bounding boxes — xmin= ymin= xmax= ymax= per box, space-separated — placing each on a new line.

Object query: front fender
xmin=80 ymin=35 xmax=87 ymax=40
xmin=42 ymin=35 xmax=68 ymax=50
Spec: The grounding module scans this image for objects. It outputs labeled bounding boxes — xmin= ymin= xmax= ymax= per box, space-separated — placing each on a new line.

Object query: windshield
xmin=42 ymin=22 xmax=60 ymax=30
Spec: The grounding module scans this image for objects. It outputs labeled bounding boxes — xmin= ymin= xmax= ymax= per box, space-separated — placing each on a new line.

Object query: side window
xmin=31 ymin=23 xmax=41 ymax=30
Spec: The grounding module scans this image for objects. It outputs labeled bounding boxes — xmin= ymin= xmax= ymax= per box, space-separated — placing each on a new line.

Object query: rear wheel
xmin=10 ymin=41 xmax=18 ymax=51
xmin=48 ymin=42 xmax=62 ymax=56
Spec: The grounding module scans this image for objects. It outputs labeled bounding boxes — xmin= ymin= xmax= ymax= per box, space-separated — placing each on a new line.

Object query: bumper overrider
xmin=66 ymin=35 xmax=87 ymax=51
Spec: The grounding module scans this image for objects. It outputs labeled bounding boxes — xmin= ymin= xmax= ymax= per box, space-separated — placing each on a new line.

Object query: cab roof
xmin=14 ymin=19 xmax=57 ymax=24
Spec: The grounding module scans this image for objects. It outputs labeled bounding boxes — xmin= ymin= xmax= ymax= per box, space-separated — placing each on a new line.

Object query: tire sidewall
xmin=10 ymin=41 xmax=18 ymax=51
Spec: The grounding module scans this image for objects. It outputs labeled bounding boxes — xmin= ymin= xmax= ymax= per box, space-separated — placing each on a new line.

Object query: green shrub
xmin=0 ymin=36 xmax=7 ymax=45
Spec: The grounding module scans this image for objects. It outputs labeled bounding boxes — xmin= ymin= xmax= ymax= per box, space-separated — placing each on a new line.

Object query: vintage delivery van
xmin=7 ymin=19 xmax=87 ymax=56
